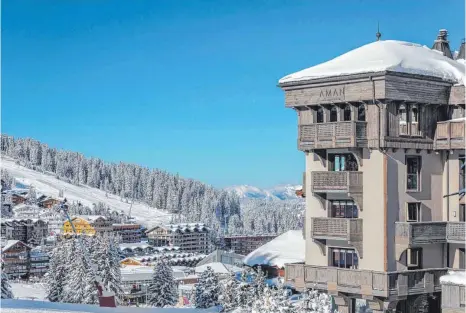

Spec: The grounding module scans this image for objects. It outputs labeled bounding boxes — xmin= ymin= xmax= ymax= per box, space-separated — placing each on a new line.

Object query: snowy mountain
xmin=225 ymin=184 xmax=302 ymax=201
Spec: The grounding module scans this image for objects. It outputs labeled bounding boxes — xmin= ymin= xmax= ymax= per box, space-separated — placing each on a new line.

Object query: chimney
xmin=457 ymin=39 xmax=465 ymax=60
xmin=432 ymin=29 xmax=453 ymax=59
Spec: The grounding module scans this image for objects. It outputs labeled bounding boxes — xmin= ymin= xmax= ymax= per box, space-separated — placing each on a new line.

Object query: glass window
xmin=407 ymin=156 xmax=421 ymax=191
xmin=330 ymin=107 xmax=338 ymax=122
xmin=331 ymin=201 xmax=358 ymax=218
xmin=331 ymin=154 xmax=358 ymax=171
xmin=407 ymin=248 xmax=422 ymax=270
xmin=316 ymin=107 xmax=324 ymax=123
xmin=407 ymin=203 xmax=421 ymax=222
xmin=460 ymin=205 xmax=465 ymax=222
xmin=330 ymin=248 xmax=358 ymax=269
xmin=358 ymin=105 xmax=366 ymax=122
xmin=460 ymin=156 xmax=465 ymax=190
xmin=344 ymin=105 xmax=352 ymax=121
xmin=399 ymin=105 xmax=407 ymax=124
xmin=411 ymin=106 xmax=419 ymax=123
xmin=460 ymin=248 xmax=465 ymax=270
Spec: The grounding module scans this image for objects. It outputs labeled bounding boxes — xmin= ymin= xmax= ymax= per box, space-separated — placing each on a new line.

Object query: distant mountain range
xmin=224 ymin=184 xmax=302 ymax=201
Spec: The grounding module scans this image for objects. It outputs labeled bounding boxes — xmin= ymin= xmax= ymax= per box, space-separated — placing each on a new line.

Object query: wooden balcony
xmin=311 ymin=218 xmax=362 ymax=241
xmin=434 ymin=119 xmax=465 ymax=150
xmin=311 ymin=171 xmax=363 ymax=194
xmin=285 ymin=264 xmax=447 ymax=299
xmin=447 ymin=222 xmax=465 ymax=243
xmin=298 ymin=121 xmax=367 ymax=151
xmin=395 ymin=222 xmax=447 ymax=245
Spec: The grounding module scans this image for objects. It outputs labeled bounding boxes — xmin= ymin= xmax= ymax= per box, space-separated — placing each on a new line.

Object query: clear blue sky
xmin=2 ymin=0 xmax=464 ymax=188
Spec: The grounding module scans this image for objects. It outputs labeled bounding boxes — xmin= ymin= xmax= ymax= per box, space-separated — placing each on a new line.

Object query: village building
xmin=1 ymin=218 xmax=49 ymax=246
xmin=62 ymin=215 xmax=112 ymax=236
xmin=1 ymin=240 xmax=31 ymax=279
xmin=221 ymin=234 xmax=277 ymax=255
xmin=196 ymin=249 xmax=245 ymax=267
xmin=29 ymin=246 xmax=49 ymax=277
xmin=145 ymin=223 xmax=210 ymax=254
xmin=112 ymin=223 xmax=141 ymax=243
xmin=37 ymin=196 xmax=60 ymax=209
xmin=280 ymin=29 xmax=465 ymax=312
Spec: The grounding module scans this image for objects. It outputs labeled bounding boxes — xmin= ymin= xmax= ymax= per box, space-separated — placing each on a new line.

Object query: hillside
xmin=1 ymin=156 xmax=171 ymax=228
xmin=224 ymin=184 xmax=302 ymax=201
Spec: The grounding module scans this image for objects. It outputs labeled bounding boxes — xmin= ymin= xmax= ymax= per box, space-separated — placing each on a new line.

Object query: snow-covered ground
xmin=1 ymin=156 xmax=172 ymax=228
xmin=440 ymin=270 xmax=466 ymax=285
xmin=10 ymin=282 xmax=47 ymax=301
xmin=1 ymin=299 xmax=221 ymax=313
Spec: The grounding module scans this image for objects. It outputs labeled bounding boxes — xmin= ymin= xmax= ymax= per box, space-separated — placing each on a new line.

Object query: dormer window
xmin=399 ymin=104 xmax=407 ymax=124
xmin=316 ymin=107 xmax=324 ymax=123
xmin=343 ymin=105 xmax=352 ymax=121
xmin=330 ymin=106 xmax=338 ymax=122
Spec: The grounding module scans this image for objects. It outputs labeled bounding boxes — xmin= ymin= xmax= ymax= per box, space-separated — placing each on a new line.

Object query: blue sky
xmin=2 ymin=0 xmax=464 ymax=188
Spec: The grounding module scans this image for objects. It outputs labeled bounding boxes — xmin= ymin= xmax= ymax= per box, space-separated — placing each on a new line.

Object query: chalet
xmin=112 ymin=223 xmax=141 ymax=243
xmin=38 ymin=196 xmax=60 ymax=209
xmin=146 ymin=223 xmax=210 ymax=254
xmin=62 ymin=215 xmax=112 ymax=236
xmin=1 ymin=240 xmax=31 ymax=279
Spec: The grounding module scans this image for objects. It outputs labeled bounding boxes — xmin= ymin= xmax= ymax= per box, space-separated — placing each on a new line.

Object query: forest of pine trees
xmin=1 ymin=135 xmax=303 ymax=237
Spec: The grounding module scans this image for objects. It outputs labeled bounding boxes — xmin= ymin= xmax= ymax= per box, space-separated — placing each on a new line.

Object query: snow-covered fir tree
xmin=194 ymin=266 xmax=220 ymax=309
xmin=251 ymin=284 xmax=293 ymax=313
xmin=45 ymin=240 xmax=68 ymax=302
xmin=147 ymin=256 xmax=177 ymax=307
xmin=219 ymin=272 xmax=239 ymax=312
xmin=92 ymin=234 xmax=123 ymax=302
xmin=1 ymin=262 xmax=13 ymax=299
xmin=298 ymin=289 xmax=336 ymax=313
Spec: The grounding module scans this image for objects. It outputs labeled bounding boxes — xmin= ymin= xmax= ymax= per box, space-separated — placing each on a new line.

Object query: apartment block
xmin=280 ymin=30 xmax=465 ymax=312
xmin=1 ymin=218 xmax=49 ymax=246
xmin=29 ymin=246 xmax=49 ymax=277
xmin=146 ymin=223 xmax=210 ymax=254
xmin=221 ymin=234 xmax=277 ymax=255
xmin=112 ymin=223 xmax=142 ymax=243
xmin=1 ymin=240 xmax=31 ymax=279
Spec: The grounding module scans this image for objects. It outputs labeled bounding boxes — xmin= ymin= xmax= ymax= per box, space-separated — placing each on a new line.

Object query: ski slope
xmin=1 ymin=156 xmax=172 ymax=228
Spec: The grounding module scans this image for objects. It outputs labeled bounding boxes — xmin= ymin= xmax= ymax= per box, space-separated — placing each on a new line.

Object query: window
xmin=316 ymin=107 xmax=324 ymax=123
xmin=343 ymin=105 xmax=352 ymax=121
xmin=407 ymin=248 xmax=422 ymax=270
xmin=358 ymin=105 xmax=366 ymax=121
xmin=460 ymin=248 xmax=465 ymax=270
xmin=407 ymin=203 xmax=421 ymax=222
xmin=330 ymin=106 xmax=338 ymax=122
xmin=460 ymin=205 xmax=465 ymax=222
xmin=406 ymin=156 xmax=421 ymax=191
xmin=399 ymin=104 xmax=407 ymax=124
xmin=330 ymin=153 xmax=358 ymax=171
xmin=330 ymin=248 xmax=358 ymax=269
xmin=411 ymin=106 xmax=419 ymax=124
xmin=460 ymin=156 xmax=465 ymax=190
xmin=331 ymin=201 xmax=358 ymax=218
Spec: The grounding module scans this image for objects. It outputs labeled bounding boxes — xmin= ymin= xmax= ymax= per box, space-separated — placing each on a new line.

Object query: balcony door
xmin=330 ymin=248 xmax=358 ymax=269
xmin=329 ymin=154 xmax=358 ymax=171
xmin=331 ymin=200 xmax=358 ymax=218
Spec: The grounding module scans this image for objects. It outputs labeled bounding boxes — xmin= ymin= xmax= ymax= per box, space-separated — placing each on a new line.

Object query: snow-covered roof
xmin=279 ymin=40 xmax=466 ymax=85
xmin=148 ymin=223 xmax=209 ymax=233
xmin=243 ymin=230 xmax=305 ymax=268
xmin=195 ymin=262 xmax=242 ymax=275
xmin=75 ymin=215 xmax=106 ymax=223
xmin=440 ymin=270 xmax=466 ymax=285
xmin=447 ymin=117 xmax=466 ymax=122
xmin=119 ymin=243 xmax=180 ymax=252
xmin=1 ymin=240 xmax=31 ymax=252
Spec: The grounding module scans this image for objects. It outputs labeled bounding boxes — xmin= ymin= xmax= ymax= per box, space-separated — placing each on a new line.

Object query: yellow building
xmin=62 ymin=217 xmax=96 ymax=236
xmin=120 ymin=258 xmax=144 ymax=267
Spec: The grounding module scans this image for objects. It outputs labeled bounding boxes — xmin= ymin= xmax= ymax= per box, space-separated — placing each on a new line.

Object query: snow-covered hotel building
xmin=281 ymin=30 xmax=465 ymax=313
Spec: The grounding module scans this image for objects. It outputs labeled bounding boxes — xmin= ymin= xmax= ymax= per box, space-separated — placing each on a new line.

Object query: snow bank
xmin=10 ymin=282 xmax=47 ymax=301
xmin=195 ymin=262 xmax=242 ymax=275
xmin=279 ymin=40 xmax=465 ymax=84
xmin=440 ymin=270 xmax=466 ymax=285
xmin=243 ymin=230 xmax=305 ymax=268
xmin=1 ymin=299 xmax=221 ymax=313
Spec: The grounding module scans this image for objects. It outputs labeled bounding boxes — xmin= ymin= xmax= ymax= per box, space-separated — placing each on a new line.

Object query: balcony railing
xmin=447 ymin=222 xmax=465 ymax=243
xmin=299 ymin=121 xmax=367 ymax=150
xmin=285 ymin=264 xmax=447 ymax=298
xmin=434 ymin=119 xmax=465 ymax=150
xmin=395 ymin=222 xmax=447 ymax=245
xmin=311 ymin=218 xmax=362 ymax=241
xmin=311 ymin=171 xmax=363 ymax=193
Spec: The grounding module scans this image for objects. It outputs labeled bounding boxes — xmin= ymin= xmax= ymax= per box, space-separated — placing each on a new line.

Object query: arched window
xmin=399 ymin=104 xmax=407 ymax=124
xmin=316 ymin=107 xmax=324 ymax=123
xmin=330 ymin=106 xmax=338 ymax=122
xmin=411 ymin=105 xmax=419 ymax=124
xmin=344 ymin=105 xmax=352 ymax=121
xmin=358 ymin=105 xmax=366 ymax=121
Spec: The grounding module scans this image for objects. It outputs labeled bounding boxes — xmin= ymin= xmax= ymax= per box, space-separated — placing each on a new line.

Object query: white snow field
xmin=10 ymin=282 xmax=47 ymax=301
xmin=243 ymin=230 xmax=305 ymax=268
xmin=1 ymin=299 xmax=221 ymax=313
xmin=440 ymin=270 xmax=466 ymax=285
xmin=1 ymin=156 xmax=172 ymax=228
xmin=279 ymin=40 xmax=465 ymax=84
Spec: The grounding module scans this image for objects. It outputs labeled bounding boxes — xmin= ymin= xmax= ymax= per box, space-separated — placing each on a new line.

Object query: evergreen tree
xmin=1 ymin=262 xmax=13 ymax=299
xmin=147 ymin=256 xmax=177 ymax=307
xmin=298 ymin=289 xmax=335 ymax=313
xmin=219 ymin=272 xmax=239 ymax=312
xmin=194 ymin=266 xmax=220 ymax=309
xmin=45 ymin=242 xmax=68 ymax=302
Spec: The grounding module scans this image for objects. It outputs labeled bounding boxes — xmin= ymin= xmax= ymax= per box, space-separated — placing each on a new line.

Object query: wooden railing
xmin=447 ymin=222 xmax=465 ymax=243
xmin=311 ymin=171 xmax=363 ymax=193
xmin=395 ymin=222 xmax=447 ymax=245
xmin=311 ymin=218 xmax=362 ymax=241
xmin=285 ymin=264 xmax=447 ymax=298
xmin=434 ymin=119 xmax=465 ymax=150
xmin=299 ymin=121 xmax=367 ymax=150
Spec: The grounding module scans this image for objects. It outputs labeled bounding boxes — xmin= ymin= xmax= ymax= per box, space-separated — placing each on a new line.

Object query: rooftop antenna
xmin=376 ymin=22 xmax=382 ymax=41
